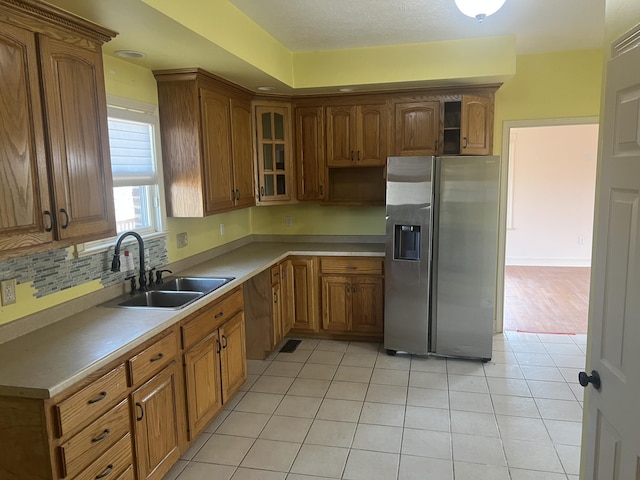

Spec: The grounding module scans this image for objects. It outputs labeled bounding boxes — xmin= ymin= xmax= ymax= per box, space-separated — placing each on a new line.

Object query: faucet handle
xmin=124 ymin=275 xmax=137 ymax=295
xmin=147 ymin=267 xmax=156 ymax=288
xmin=156 ymin=269 xmax=172 ymax=285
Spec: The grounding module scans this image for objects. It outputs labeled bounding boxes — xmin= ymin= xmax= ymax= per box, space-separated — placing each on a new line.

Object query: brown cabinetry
xmin=254 ymin=102 xmax=294 ymax=203
xmin=326 ymin=104 xmax=389 ymax=167
xmin=394 ymin=101 xmax=440 ymax=156
xmin=295 ymin=106 xmax=326 ymax=201
xmin=181 ymin=288 xmax=246 ymax=440
xmin=131 ymin=362 xmax=182 ymax=480
xmin=320 ymin=257 xmax=384 ymax=336
xmin=0 ymin=2 xmax=116 ymax=258
xmin=154 ymin=69 xmax=255 ymax=217
xmin=289 ymin=257 xmax=320 ymax=333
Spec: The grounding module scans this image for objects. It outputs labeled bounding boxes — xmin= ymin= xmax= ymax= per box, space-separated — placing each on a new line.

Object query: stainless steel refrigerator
xmin=384 ymin=155 xmax=500 ymax=360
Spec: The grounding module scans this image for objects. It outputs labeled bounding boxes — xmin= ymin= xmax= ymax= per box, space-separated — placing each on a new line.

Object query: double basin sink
xmin=101 ymin=276 xmax=235 ymax=310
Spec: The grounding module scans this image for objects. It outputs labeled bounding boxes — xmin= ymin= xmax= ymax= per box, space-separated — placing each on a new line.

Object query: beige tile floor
xmin=163 ymin=331 xmax=587 ymax=480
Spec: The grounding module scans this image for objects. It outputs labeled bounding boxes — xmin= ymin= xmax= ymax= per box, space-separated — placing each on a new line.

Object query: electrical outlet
xmin=177 ymin=232 xmax=188 ymax=248
xmin=220 ymin=223 xmax=225 ymax=235
xmin=285 ymin=216 xmax=293 ymax=227
xmin=578 ymin=235 xmax=585 ymax=245
xmin=1 ymin=279 xmax=17 ymax=306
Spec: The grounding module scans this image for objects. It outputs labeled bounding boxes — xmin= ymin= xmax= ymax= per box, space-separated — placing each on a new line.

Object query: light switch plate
xmin=1 ymin=278 xmax=17 ymax=306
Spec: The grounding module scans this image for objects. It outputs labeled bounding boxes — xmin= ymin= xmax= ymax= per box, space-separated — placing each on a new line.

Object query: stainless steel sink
xmin=158 ymin=277 xmax=234 ymax=294
xmin=100 ymin=276 xmax=235 ymax=309
xmin=117 ymin=291 xmax=203 ymax=308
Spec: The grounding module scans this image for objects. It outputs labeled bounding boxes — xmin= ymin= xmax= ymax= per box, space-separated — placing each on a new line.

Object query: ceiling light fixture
xmin=257 ymin=86 xmax=276 ymax=91
xmin=454 ymin=0 xmax=506 ymax=22
xmin=338 ymin=87 xmax=356 ymax=92
xmin=114 ymin=50 xmax=146 ymax=59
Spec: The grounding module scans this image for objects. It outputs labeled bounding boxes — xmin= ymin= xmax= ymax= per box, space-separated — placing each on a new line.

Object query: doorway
xmin=498 ymin=120 xmax=599 ymax=334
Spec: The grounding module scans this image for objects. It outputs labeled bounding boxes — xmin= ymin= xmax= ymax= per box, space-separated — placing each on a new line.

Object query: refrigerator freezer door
xmin=384 ymin=156 xmax=433 ymax=355
xmin=431 ymin=156 xmax=500 ymax=360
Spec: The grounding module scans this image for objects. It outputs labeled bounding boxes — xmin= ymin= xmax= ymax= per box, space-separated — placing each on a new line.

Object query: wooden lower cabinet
xmin=131 ymin=362 xmax=182 ymax=480
xmin=183 ymin=331 xmax=223 ymax=439
xmin=219 ymin=312 xmax=247 ymax=401
xmin=320 ymin=257 xmax=384 ymax=336
xmin=181 ymin=288 xmax=247 ymax=440
xmin=289 ymin=257 xmax=319 ymax=333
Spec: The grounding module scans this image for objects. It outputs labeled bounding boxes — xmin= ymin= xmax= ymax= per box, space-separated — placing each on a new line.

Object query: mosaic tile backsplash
xmin=0 ymin=236 xmax=168 ymax=298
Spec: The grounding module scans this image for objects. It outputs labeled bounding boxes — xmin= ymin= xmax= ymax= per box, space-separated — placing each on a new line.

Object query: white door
xmin=581 ymin=40 xmax=640 ymax=478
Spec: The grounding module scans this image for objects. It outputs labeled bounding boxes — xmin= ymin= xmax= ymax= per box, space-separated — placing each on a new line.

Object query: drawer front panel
xmin=182 ymin=289 xmax=243 ymax=349
xmin=320 ymin=257 xmax=383 ymax=275
xmin=72 ymin=433 xmax=133 ymax=480
xmin=129 ymin=331 xmax=177 ymax=386
xmin=56 ymin=364 xmax=128 ymax=437
xmin=114 ymin=465 xmax=134 ymax=480
xmin=59 ymin=399 xmax=130 ymax=478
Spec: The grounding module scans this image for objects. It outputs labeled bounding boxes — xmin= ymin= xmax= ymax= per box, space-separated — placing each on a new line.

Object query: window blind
xmin=108 ymin=118 xmax=156 ymax=187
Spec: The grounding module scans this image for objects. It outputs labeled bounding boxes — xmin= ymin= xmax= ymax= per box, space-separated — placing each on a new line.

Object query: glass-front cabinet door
xmin=255 ymin=103 xmax=292 ymax=203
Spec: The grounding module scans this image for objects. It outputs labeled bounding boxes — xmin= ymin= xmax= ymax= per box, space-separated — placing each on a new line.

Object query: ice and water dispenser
xmin=394 ymin=225 xmax=421 ymax=261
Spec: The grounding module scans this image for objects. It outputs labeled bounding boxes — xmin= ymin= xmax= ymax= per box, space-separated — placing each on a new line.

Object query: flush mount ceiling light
xmin=454 ymin=0 xmax=506 ymax=21
xmin=338 ymin=87 xmax=356 ymax=92
xmin=114 ymin=50 xmax=146 ymax=59
xmin=257 ymin=86 xmax=276 ymax=91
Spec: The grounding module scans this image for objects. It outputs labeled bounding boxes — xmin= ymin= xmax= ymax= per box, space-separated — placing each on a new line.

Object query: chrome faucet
xmin=111 ymin=231 xmax=147 ymax=291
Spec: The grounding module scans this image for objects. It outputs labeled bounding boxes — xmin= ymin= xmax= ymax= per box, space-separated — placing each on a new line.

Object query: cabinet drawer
xmin=72 ymin=433 xmax=133 ymax=480
xmin=270 ymin=265 xmax=281 ymax=284
xmin=114 ymin=465 xmax=134 ymax=480
xmin=56 ymin=364 xmax=127 ymax=438
xmin=182 ymin=289 xmax=243 ymax=349
xmin=320 ymin=257 xmax=383 ymax=275
xmin=59 ymin=399 xmax=130 ymax=478
xmin=129 ymin=331 xmax=177 ymax=386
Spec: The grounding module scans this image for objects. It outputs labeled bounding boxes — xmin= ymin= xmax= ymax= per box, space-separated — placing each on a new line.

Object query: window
xmin=80 ymin=97 xmax=165 ymax=252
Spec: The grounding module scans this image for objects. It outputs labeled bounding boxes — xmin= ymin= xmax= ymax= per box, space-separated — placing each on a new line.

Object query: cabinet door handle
xmin=260 ymin=186 xmax=265 ymax=197
xmin=43 ymin=211 xmax=54 ymax=232
xmin=150 ymin=353 xmax=164 ymax=362
xmin=215 ymin=312 xmax=224 ymax=319
xmin=221 ymin=335 xmax=228 ymax=348
xmin=88 ymin=391 xmax=107 ymax=404
xmin=59 ymin=208 xmax=70 ymax=229
xmin=216 ymin=338 xmax=221 ymax=354
xmin=463 ymin=137 xmax=468 ymax=148
xmin=91 ymin=429 xmax=111 ymax=443
xmin=357 ymin=150 xmax=361 ymax=161
xmin=236 ymin=189 xmax=240 ymax=200
xmin=95 ymin=464 xmax=113 ymax=479
xmin=135 ymin=402 xmax=144 ymax=421
xmin=350 ymin=150 xmax=354 ymax=161
xmin=319 ymin=185 xmax=324 ymax=197
xmin=274 ymin=292 xmax=278 ymax=304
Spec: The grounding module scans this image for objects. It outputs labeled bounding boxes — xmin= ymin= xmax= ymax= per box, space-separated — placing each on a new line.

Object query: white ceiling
xmin=228 ymin=0 xmax=605 ymax=54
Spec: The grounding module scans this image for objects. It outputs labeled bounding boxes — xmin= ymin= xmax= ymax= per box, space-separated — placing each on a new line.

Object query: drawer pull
xmin=87 ymin=391 xmax=107 ymax=404
xmin=150 ymin=353 xmax=164 ymax=362
xmin=215 ymin=312 xmax=224 ymax=319
xmin=95 ymin=464 xmax=113 ymax=479
xmin=135 ymin=402 xmax=144 ymax=421
xmin=91 ymin=429 xmax=111 ymax=443
xmin=346 ymin=266 xmax=357 ymax=270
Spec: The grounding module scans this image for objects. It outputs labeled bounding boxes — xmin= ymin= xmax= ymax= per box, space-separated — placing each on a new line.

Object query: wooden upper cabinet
xmin=39 ymin=36 xmax=115 ymax=241
xmin=394 ymin=101 xmax=440 ymax=156
xmin=200 ymin=88 xmax=234 ymax=214
xmin=0 ymin=20 xmax=52 ymax=252
xmin=254 ymin=102 xmax=294 ymax=203
xmin=295 ymin=106 xmax=326 ymax=201
xmin=461 ymin=94 xmax=493 ymax=155
xmin=0 ymin=4 xmax=116 ymax=258
xmin=154 ymin=69 xmax=254 ymax=217
xmin=327 ymin=104 xmax=389 ymax=167
xmin=230 ymin=98 xmax=256 ymax=209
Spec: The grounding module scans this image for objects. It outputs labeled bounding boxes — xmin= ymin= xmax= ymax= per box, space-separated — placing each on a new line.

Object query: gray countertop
xmin=0 ymin=241 xmax=384 ymax=399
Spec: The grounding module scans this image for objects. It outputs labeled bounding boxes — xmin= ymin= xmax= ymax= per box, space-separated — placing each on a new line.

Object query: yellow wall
xmin=493 ymin=49 xmax=603 ymax=154
xmin=1 ymin=44 xmax=604 ymax=327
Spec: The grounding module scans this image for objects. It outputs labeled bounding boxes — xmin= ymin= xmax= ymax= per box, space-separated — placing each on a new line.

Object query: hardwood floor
xmin=503 ymin=266 xmax=591 ymax=334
